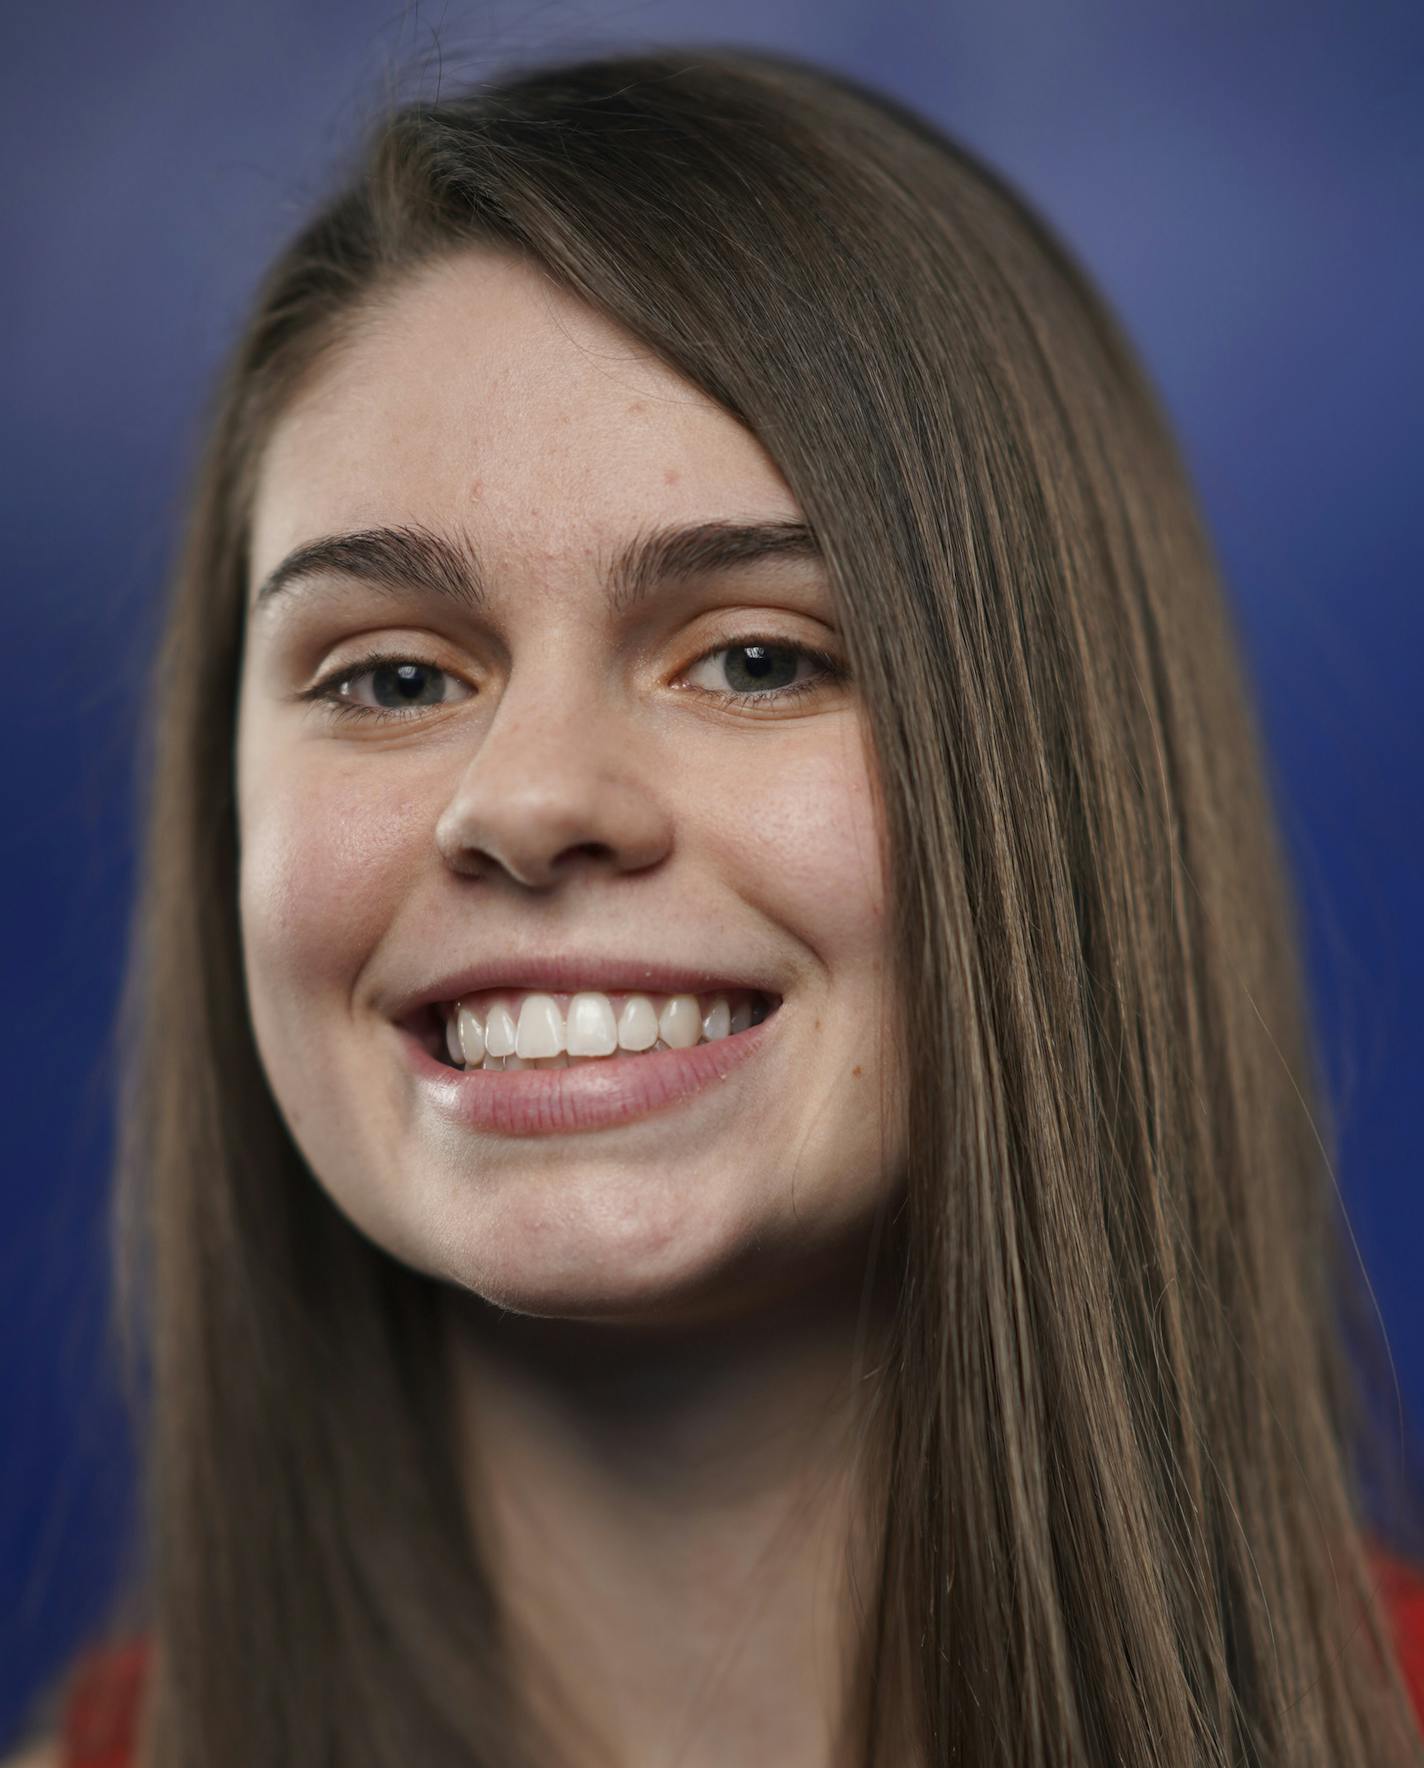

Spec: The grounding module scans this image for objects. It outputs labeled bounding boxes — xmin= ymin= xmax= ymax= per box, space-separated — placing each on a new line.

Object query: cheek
xmin=717 ymin=727 xmax=886 ymax=966
xmin=237 ymin=745 xmax=428 ymax=1023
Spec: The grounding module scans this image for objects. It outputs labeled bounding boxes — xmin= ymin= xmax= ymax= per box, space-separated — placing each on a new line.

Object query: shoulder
xmin=1 ymin=1740 xmax=60 ymax=1767
xmin=1375 ymin=1547 xmax=1424 ymax=1635
xmin=10 ymin=1636 xmax=150 ymax=1768
xmin=1373 ymin=1545 xmax=1424 ymax=1727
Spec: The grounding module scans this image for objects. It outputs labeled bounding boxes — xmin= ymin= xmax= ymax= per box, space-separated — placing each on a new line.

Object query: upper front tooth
xmin=658 ymin=995 xmax=702 ymax=1048
xmin=451 ymin=988 xmax=752 ymax=1067
xmin=515 ymin=993 xmax=565 ymax=1059
xmin=616 ymin=995 xmax=659 ymax=1051
xmin=567 ymin=992 xmax=618 ymax=1056
xmin=483 ymin=1000 xmax=517 ymax=1058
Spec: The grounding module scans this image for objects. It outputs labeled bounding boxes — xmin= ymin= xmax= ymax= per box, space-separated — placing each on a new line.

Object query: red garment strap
xmin=1376 ymin=1550 xmax=1424 ymax=1733
xmin=60 ymin=1640 xmax=147 ymax=1768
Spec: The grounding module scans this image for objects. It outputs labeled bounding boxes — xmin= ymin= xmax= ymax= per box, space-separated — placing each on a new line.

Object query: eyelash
xmin=298 ymin=636 xmax=848 ymax=726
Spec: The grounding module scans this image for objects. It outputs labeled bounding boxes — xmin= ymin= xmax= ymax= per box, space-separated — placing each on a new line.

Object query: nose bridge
xmin=483 ymin=622 xmax=604 ymax=758
xmin=433 ymin=628 xmax=670 ymax=888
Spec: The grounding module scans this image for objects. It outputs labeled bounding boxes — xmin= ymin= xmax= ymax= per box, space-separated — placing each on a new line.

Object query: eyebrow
xmin=250 ymin=517 xmax=824 ymax=619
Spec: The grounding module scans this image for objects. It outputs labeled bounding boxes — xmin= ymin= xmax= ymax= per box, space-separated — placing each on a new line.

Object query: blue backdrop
xmin=4 ymin=0 xmax=1420 ymax=1745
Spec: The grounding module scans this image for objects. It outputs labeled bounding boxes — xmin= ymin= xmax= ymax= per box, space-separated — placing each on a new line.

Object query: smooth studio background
xmin=3 ymin=0 xmax=1421 ymax=1744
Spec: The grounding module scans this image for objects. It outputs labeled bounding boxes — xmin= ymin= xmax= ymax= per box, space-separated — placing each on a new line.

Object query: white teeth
xmin=515 ymin=993 xmax=565 ymax=1059
xmin=483 ymin=1000 xmax=517 ymax=1058
xmin=443 ymin=987 xmax=768 ymax=1071
xmin=658 ymin=994 xmax=702 ymax=1049
xmin=616 ymin=994 xmax=659 ymax=1052
xmin=569 ymin=992 xmax=619 ymax=1056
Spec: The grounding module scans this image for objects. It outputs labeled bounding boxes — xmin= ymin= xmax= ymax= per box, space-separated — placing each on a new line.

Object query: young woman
xmin=13 ymin=42 xmax=1424 ymax=1768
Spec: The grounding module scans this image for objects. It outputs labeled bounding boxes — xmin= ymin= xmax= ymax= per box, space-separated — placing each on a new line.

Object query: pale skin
xmin=234 ymin=248 xmax=906 ymax=1767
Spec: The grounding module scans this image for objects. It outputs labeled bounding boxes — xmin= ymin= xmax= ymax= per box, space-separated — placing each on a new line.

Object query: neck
xmin=443 ymin=1246 xmax=897 ymax=1768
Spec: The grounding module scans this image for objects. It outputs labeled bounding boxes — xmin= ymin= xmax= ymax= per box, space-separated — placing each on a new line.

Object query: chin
xmin=421 ymin=1191 xmax=788 ymax=1327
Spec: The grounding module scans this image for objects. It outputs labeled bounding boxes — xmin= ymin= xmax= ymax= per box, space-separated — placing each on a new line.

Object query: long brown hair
xmin=28 ymin=42 xmax=1424 ymax=1766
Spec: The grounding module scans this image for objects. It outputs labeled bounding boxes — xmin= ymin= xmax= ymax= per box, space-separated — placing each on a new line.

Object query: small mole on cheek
xmin=851 ymin=1065 xmax=863 ymax=1078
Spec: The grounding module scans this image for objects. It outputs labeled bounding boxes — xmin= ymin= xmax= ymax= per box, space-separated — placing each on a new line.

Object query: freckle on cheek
xmin=852 ymin=1065 xmax=863 ymax=1078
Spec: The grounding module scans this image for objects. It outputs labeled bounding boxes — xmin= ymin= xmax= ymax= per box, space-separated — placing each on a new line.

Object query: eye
xmin=298 ymin=651 xmax=470 ymax=724
xmin=681 ymin=635 xmax=847 ymax=711
xmin=296 ymin=634 xmax=848 ymax=726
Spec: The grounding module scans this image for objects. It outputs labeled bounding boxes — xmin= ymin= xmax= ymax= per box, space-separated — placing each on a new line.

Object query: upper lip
xmin=388 ymin=954 xmax=783 ymax=1021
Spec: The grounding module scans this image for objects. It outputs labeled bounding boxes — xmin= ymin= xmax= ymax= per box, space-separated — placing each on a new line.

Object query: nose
xmin=433 ymin=664 xmax=673 ymax=890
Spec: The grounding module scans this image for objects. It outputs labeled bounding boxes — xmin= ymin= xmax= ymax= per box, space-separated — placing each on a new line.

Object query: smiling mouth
xmin=395 ymin=986 xmax=785 ymax=1138
xmin=401 ymin=989 xmax=779 ymax=1072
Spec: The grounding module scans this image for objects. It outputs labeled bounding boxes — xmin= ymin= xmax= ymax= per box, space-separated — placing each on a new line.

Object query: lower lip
xmin=397 ymin=1006 xmax=782 ymax=1138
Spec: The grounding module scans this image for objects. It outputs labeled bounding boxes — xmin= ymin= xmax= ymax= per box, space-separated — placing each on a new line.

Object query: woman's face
xmin=236 ymin=248 xmax=901 ymax=1324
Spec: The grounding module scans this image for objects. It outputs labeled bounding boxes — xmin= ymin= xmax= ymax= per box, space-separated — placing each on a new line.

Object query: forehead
xmin=250 ymin=249 xmax=797 ymax=580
